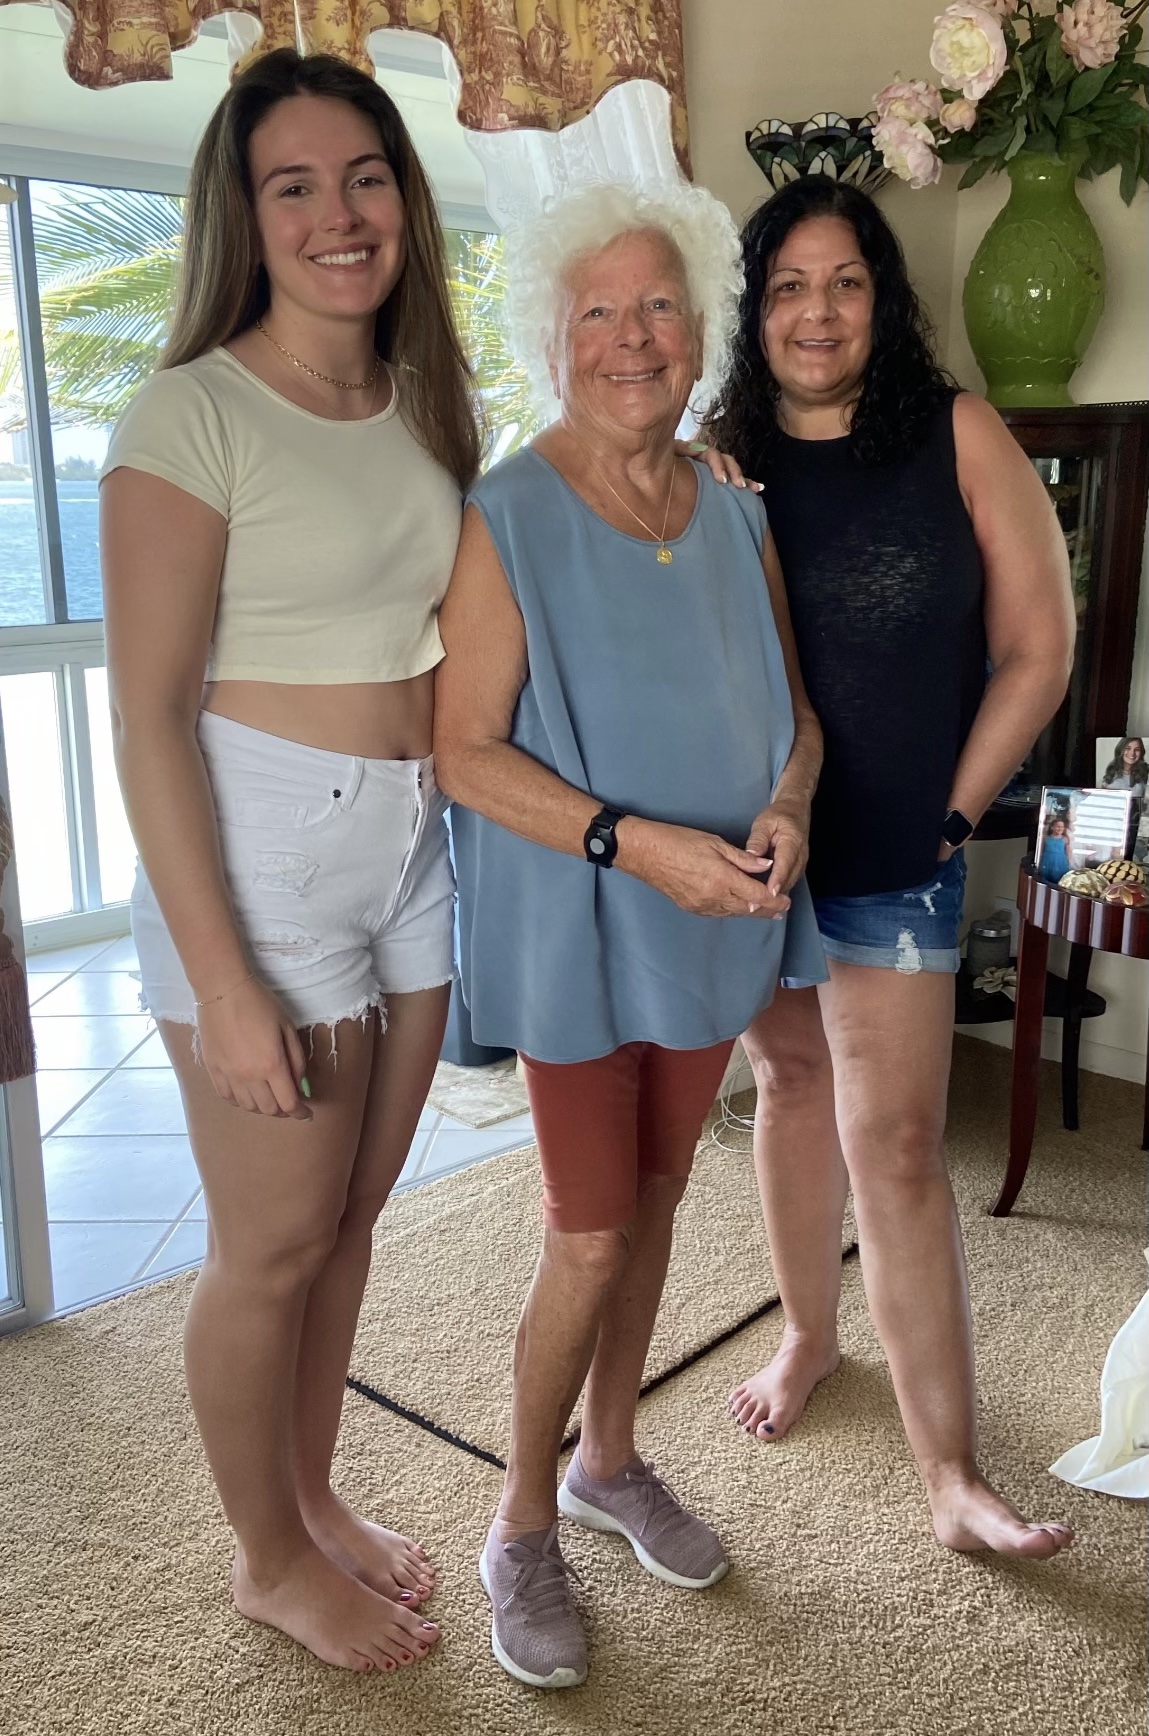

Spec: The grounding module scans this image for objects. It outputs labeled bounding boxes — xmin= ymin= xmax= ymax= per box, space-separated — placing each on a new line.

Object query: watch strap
xmin=584 ymin=805 xmax=625 ymax=867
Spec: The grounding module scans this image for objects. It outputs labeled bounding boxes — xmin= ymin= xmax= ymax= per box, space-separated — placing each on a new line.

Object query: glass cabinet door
xmin=999 ymin=405 xmax=1149 ymax=802
xmin=1028 ymin=450 xmax=1106 ymax=788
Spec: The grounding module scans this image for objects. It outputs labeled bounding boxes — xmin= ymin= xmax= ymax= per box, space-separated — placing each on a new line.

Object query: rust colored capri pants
xmin=518 ymin=1040 xmax=735 ymax=1234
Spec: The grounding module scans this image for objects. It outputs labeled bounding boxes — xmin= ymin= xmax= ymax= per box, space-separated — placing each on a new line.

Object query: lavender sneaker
xmin=478 ymin=1521 xmax=588 ymax=1690
xmin=558 ymin=1451 xmax=728 ymax=1590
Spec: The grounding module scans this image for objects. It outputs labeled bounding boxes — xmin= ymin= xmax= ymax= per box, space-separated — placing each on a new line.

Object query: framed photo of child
xmin=1036 ymin=785 xmax=1140 ymax=886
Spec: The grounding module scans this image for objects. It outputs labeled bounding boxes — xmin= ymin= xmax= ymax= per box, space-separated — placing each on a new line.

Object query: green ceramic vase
xmin=962 ymin=150 xmax=1105 ymax=408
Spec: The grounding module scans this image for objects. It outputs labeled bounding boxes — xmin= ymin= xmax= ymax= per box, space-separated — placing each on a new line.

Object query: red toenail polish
xmin=422 ymin=1622 xmax=437 ymax=1631
xmin=400 ymin=1591 xmax=413 ymax=1602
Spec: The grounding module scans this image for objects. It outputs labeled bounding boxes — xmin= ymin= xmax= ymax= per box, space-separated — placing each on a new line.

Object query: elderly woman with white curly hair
xmin=434 ymin=182 xmax=826 ymax=1690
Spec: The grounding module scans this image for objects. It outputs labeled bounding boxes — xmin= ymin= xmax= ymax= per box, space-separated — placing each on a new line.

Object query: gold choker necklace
xmin=256 ymin=320 xmax=380 ymax=391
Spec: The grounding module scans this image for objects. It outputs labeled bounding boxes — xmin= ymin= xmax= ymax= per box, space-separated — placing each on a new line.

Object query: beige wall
xmin=682 ymin=0 xmax=961 ymax=360
xmin=683 ymin=0 xmax=1149 ymax=1081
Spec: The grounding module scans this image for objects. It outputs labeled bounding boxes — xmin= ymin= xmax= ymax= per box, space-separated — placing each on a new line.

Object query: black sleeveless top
xmin=759 ymin=397 xmax=986 ymax=898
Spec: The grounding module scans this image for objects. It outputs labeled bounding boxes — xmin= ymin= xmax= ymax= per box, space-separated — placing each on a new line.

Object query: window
xmin=2 ymin=182 xmax=185 ymax=629
xmin=1 ymin=172 xmax=527 ymax=937
xmin=1 ymin=199 xmax=42 ymax=627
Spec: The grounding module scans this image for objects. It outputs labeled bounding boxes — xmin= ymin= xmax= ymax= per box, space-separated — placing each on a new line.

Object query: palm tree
xmin=444 ymin=227 xmax=538 ymax=459
xmin=1 ymin=185 xmax=535 ymax=459
xmin=0 ymin=187 xmax=183 ymax=433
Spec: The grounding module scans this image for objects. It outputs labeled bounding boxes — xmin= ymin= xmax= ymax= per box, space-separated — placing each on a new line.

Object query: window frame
xmin=1 ymin=153 xmax=496 ymax=949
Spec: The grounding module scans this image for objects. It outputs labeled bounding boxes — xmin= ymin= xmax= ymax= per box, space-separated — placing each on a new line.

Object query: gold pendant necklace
xmin=583 ymin=446 xmax=678 ymax=563
xmin=256 ymin=319 xmax=380 ymax=391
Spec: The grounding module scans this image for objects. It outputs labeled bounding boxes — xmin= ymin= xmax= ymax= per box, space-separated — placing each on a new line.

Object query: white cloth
xmin=1049 ymin=1254 xmax=1149 ymax=1499
xmin=451 ymin=76 xmax=687 ymax=230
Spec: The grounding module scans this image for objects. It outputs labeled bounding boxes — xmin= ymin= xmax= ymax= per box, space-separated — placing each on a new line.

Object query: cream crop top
xmin=100 ymin=348 xmax=462 ymax=684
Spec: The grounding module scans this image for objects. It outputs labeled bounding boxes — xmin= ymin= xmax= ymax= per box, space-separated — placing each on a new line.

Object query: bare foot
xmin=304 ymin=1491 xmax=436 ymax=1605
xmin=928 ymin=1469 xmax=1075 ymax=1559
xmin=231 ymin=1542 xmax=440 ymax=1671
xmin=728 ymin=1328 xmax=841 ymax=1441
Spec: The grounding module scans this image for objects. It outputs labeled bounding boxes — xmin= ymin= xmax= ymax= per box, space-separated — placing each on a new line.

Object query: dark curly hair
xmin=703 ymin=176 xmax=956 ymax=469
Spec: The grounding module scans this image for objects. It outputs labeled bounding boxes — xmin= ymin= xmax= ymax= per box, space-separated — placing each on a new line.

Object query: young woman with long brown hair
xmin=100 ymin=49 xmax=479 ymax=1673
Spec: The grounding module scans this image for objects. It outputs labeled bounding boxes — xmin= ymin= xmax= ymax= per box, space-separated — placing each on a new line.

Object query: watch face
xmin=588 ymin=834 xmax=608 ymax=857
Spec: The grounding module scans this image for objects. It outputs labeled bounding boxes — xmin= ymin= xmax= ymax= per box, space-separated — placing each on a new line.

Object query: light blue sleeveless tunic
xmin=450 ymin=451 xmax=827 ymax=1064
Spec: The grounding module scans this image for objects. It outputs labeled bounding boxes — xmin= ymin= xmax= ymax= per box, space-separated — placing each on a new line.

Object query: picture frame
xmin=1035 ymin=785 xmax=1140 ymax=886
xmin=1095 ymin=734 xmax=1148 ymax=802
xmin=1095 ymin=733 xmax=1148 ymax=866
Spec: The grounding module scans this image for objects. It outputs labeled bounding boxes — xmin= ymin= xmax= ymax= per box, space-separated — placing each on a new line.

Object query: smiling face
xmin=759 ymin=215 xmax=875 ymax=419
xmin=1124 ymin=739 xmax=1145 ymax=767
xmin=248 ymin=94 xmax=406 ymax=323
xmin=551 ymin=228 xmax=703 ymax=446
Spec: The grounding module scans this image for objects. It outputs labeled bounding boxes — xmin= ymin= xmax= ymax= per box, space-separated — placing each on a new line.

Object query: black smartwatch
xmin=584 ymin=805 xmax=625 ymax=867
xmin=941 ymin=808 xmax=974 ymax=848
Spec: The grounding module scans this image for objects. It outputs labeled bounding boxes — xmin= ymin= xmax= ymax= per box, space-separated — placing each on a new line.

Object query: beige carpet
xmin=424 ymin=1056 xmax=530 ymax=1128
xmin=1 ymin=1038 xmax=1145 ymax=1736
xmin=350 ymin=1097 xmax=856 ymax=1460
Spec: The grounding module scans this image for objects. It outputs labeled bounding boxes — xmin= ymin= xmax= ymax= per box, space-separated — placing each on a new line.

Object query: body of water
xmin=0 ymin=480 xmax=104 ymax=625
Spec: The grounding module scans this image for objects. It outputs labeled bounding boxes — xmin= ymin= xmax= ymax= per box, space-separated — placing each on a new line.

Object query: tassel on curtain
xmin=0 ymin=0 xmax=690 ymax=174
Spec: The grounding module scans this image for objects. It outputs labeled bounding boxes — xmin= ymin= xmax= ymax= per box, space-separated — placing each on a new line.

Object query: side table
xmin=955 ymin=962 xmax=1106 ymax=1132
xmin=995 ymin=861 xmax=1149 ymax=1217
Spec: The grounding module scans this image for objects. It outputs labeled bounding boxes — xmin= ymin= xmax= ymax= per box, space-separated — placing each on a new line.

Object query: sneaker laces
xmin=500 ymin=1522 xmax=582 ymax=1621
xmin=624 ymin=1460 xmax=695 ymax=1544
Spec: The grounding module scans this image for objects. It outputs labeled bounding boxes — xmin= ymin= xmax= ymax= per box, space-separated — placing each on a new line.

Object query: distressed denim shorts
xmin=811 ymin=851 xmax=966 ymax=975
xmin=131 ymin=711 xmax=456 ymax=1032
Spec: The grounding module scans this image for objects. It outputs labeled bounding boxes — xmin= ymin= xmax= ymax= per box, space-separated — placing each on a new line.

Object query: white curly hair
xmin=502 ymin=180 xmax=744 ymax=421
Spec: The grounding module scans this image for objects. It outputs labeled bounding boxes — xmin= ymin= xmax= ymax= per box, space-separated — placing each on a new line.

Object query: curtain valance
xmin=0 ymin=0 xmax=689 ymax=172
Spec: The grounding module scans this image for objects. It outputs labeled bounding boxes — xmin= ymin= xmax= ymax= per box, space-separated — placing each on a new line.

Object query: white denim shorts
xmin=131 ymin=711 xmax=456 ymax=1032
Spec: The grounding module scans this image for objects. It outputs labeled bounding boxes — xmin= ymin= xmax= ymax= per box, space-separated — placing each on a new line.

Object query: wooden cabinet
xmin=1003 ymin=403 xmax=1149 ymax=790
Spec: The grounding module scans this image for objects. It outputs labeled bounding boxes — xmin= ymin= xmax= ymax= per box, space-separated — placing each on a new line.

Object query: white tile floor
xmin=28 ymin=938 xmax=534 ymax=1315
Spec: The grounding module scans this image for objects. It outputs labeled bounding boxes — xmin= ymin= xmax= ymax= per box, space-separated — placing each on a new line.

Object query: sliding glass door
xmin=0 ymin=716 xmax=53 ymax=1330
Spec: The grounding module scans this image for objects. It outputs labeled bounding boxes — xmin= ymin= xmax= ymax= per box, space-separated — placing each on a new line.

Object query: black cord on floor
xmin=345 ymin=1376 xmax=507 ymax=1470
xmin=348 ymin=1242 xmax=860 ymax=1467
xmin=562 ymin=1242 xmax=859 ymax=1452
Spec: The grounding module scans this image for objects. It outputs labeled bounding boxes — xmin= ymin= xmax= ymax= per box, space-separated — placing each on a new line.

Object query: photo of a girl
xmin=1101 ymin=736 xmax=1148 ymax=796
xmin=1038 ymin=813 xmax=1072 ymax=884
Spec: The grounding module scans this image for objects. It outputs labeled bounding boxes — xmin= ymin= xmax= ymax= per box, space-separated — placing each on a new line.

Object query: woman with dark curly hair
xmin=706 ymin=176 xmax=1078 ymax=1557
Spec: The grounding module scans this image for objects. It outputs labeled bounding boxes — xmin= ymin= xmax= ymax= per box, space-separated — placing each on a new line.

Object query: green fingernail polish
xmin=300 ymin=1076 xmax=312 ymax=1099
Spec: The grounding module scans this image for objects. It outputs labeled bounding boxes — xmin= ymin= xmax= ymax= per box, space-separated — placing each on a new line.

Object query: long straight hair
xmin=165 ymin=49 xmax=482 ymax=489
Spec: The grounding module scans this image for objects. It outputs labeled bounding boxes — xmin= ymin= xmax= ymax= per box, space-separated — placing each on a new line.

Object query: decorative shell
xmin=1097 ymin=858 xmax=1147 ymax=886
xmin=1058 ymin=868 xmax=1110 ymax=897
xmin=1104 ymin=882 xmax=1147 ymax=907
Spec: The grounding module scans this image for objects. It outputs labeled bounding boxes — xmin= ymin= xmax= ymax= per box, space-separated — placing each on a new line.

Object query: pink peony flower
xmin=930 ymin=4 xmax=1009 ymax=100
xmin=940 ymin=95 xmax=979 ymax=131
xmin=875 ymin=78 xmax=944 ymax=125
xmin=981 ymin=0 xmax=1019 ymax=15
xmin=874 ymin=116 xmax=945 ymax=188
xmin=1058 ymin=0 xmax=1125 ymax=70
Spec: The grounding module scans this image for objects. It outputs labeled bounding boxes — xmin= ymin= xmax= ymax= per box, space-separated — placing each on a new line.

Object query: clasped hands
xmin=618 ymin=798 xmax=810 ymax=921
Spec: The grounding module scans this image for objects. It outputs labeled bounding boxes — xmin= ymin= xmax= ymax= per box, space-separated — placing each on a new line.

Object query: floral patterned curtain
xmin=0 ymin=0 xmax=690 ymax=172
